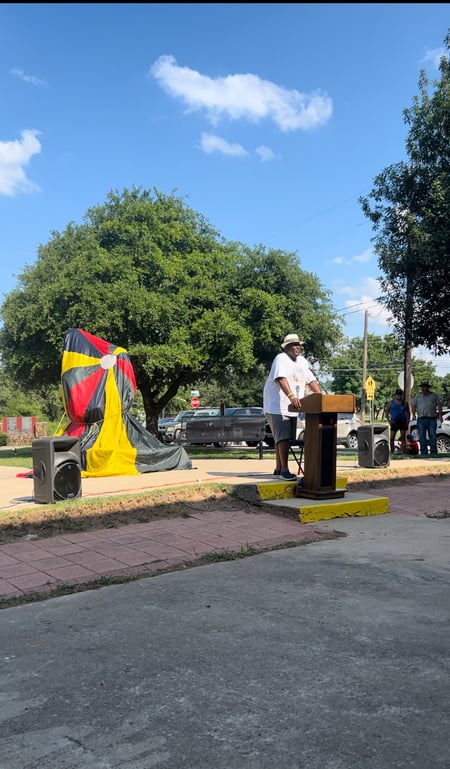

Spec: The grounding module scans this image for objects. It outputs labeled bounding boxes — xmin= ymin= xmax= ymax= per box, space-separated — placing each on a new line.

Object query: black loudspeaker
xmin=32 ymin=436 xmax=82 ymax=504
xmin=357 ymin=424 xmax=390 ymax=468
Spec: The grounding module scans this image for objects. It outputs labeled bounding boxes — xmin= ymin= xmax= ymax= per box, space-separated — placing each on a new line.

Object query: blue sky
xmin=1 ymin=3 xmax=449 ymax=378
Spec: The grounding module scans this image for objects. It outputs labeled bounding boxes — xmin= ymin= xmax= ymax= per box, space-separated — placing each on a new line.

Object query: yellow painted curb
xmin=298 ymin=496 xmax=389 ymax=524
xmin=257 ymin=481 xmax=296 ymax=500
xmin=256 ymin=476 xmax=348 ymax=501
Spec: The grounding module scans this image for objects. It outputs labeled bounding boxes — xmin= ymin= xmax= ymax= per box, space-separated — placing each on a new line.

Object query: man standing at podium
xmin=263 ymin=333 xmax=321 ymax=480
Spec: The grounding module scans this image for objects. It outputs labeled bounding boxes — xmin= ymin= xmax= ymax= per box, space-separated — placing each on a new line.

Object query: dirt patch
xmin=343 ymin=463 xmax=450 ymax=489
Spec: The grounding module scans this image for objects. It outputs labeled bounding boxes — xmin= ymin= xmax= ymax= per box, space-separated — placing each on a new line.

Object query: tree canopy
xmin=360 ymin=31 xmax=450 ymax=354
xmin=0 ymin=187 xmax=343 ymax=431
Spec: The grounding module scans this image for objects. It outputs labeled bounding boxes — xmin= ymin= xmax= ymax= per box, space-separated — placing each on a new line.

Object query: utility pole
xmin=361 ymin=310 xmax=368 ymax=424
xmin=403 ymin=264 xmax=414 ymax=407
xmin=397 ymin=204 xmax=415 ymax=409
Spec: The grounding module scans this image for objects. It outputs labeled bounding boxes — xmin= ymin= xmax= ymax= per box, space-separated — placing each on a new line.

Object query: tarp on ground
xmin=58 ymin=328 xmax=192 ymax=477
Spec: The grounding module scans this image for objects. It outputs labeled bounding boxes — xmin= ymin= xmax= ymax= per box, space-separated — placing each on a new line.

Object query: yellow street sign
xmin=365 ymin=376 xmax=376 ymax=400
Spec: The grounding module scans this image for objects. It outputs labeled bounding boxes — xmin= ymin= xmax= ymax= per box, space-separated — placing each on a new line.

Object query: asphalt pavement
xmin=0 ymin=510 xmax=449 ymax=769
xmin=0 ymin=454 xmax=450 ymax=768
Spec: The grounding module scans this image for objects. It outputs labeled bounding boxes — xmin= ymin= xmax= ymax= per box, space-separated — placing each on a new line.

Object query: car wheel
xmin=437 ymin=434 xmax=450 ymax=453
xmin=213 ymin=441 xmax=229 ymax=448
xmin=346 ymin=432 xmax=358 ymax=450
xmin=245 ymin=441 xmax=259 ymax=447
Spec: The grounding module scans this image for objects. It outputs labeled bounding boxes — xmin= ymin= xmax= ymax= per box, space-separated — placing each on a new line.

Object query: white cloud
xmin=334 ymin=276 xmax=392 ymax=329
xmin=420 ymin=47 xmax=448 ymax=69
xmin=332 ymin=247 xmax=373 ymax=266
xmin=199 ymin=133 xmax=248 ymax=157
xmin=335 ymin=276 xmax=450 ymax=378
xmin=0 ymin=129 xmax=42 ymax=196
xmin=345 ymin=293 xmax=392 ymax=328
xmin=10 ymin=67 xmax=46 ymax=86
xmin=256 ymin=145 xmax=276 ymax=161
xmin=150 ymin=55 xmax=333 ymax=132
xmin=411 ymin=348 xmax=450 ymax=380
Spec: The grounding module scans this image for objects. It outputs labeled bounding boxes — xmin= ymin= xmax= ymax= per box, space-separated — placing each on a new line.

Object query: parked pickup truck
xmin=182 ymin=407 xmax=266 ymax=447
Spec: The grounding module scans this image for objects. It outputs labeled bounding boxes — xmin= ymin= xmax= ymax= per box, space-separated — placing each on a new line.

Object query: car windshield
xmin=175 ymin=411 xmax=194 ymax=420
xmin=224 ymin=407 xmax=264 ymax=416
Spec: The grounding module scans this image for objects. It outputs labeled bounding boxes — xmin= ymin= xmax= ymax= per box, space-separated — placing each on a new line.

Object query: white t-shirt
xmin=263 ymin=352 xmax=318 ymax=417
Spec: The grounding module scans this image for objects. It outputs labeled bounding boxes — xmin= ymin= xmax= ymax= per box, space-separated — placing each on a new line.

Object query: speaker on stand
xmin=357 ymin=424 xmax=390 ymax=468
xmin=32 ymin=436 xmax=82 ymax=504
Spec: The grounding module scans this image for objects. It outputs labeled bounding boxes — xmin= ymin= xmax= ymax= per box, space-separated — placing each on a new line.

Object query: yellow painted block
xmin=257 ymin=481 xmax=296 ymax=500
xmin=298 ymin=497 xmax=389 ymax=524
xmin=257 ymin=476 xmax=348 ymax=501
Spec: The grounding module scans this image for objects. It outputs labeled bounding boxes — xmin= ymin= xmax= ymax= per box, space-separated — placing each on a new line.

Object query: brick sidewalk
xmin=0 ymin=507 xmax=341 ymax=603
xmin=1 ymin=457 xmax=449 ymax=605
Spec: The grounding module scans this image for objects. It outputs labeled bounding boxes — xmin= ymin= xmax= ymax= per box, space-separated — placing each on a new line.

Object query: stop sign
xmin=190 ymin=397 xmax=200 ymax=408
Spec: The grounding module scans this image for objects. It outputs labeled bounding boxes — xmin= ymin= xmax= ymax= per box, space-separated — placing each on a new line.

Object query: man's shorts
xmin=266 ymin=414 xmax=296 ymax=444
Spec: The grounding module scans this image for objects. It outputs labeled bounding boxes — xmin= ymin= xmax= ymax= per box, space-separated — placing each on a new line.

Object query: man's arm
xmin=275 ymin=376 xmax=302 ymax=410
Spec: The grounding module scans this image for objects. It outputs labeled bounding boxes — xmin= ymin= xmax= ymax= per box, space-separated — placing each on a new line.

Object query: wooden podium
xmin=289 ymin=393 xmax=356 ymax=499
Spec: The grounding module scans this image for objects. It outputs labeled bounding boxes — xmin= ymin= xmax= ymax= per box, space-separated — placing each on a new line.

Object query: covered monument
xmin=58 ymin=328 xmax=192 ymax=477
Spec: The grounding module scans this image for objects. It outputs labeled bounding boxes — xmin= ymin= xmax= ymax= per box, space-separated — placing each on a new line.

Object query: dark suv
xmin=182 ymin=406 xmax=266 ymax=447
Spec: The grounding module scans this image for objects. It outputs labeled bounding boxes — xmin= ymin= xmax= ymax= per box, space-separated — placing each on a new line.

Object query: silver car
xmin=409 ymin=408 xmax=450 ymax=453
xmin=162 ymin=410 xmax=195 ymax=443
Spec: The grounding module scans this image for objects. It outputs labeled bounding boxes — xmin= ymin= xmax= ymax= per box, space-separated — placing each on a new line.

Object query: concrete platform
xmin=256 ymin=478 xmax=389 ymax=523
xmin=261 ymin=490 xmax=389 ymax=524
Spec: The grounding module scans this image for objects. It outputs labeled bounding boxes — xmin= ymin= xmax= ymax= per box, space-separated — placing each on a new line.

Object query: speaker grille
xmin=373 ymin=440 xmax=390 ymax=466
xmin=53 ymin=461 xmax=82 ymax=501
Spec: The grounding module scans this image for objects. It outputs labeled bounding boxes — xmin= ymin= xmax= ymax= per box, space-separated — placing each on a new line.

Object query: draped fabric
xmin=59 ymin=328 xmax=192 ymax=477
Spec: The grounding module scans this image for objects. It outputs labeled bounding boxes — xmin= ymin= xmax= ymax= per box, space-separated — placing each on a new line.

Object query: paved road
xmin=1 ymin=511 xmax=450 ymax=769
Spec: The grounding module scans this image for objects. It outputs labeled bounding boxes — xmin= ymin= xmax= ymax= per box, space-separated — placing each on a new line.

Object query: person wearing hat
xmin=263 ymin=333 xmax=321 ymax=480
xmin=384 ymin=387 xmax=410 ymax=455
xmin=411 ymin=380 xmax=443 ymax=455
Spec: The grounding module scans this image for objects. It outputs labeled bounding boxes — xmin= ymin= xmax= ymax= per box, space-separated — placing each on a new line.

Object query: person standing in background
xmin=384 ymin=388 xmax=410 ymax=454
xmin=411 ymin=380 xmax=443 ymax=455
xmin=263 ymin=333 xmax=321 ymax=481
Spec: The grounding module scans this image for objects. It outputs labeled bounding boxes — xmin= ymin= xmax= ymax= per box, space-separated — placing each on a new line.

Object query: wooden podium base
xmin=288 ymin=393 xmax=357 ymax=501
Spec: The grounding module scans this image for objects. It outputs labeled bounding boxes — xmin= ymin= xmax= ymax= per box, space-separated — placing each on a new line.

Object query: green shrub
xmin=0 ymin=432 xmax=8 ymax=446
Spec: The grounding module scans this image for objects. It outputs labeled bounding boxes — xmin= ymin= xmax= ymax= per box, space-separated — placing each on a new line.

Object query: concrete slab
xmin=256 ymin=476 xmax=388 ymax=523
xmin=263 ymin=491 xmax=390 ymax=523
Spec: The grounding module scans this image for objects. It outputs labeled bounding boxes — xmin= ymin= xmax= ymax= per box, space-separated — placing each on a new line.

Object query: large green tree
xmin=360 ymin=32 xmax=450 ymax=354
xmin=0 ymin=187 xmax=342 ymax=432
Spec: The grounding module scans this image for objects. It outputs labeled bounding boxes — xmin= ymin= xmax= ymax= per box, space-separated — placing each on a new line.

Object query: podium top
xmin=288 ymin=393 xmax=356 ymax=414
